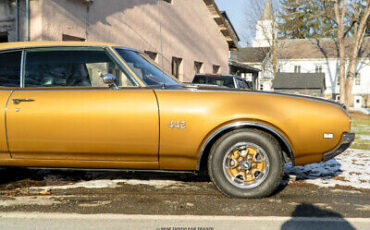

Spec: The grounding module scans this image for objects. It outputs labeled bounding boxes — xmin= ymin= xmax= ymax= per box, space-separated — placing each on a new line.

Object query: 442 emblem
xmin=168 ymin=121 xmax=186 ymax=129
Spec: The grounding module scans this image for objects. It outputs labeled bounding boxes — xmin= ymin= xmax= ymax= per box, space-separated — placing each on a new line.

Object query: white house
xmin=231 ymin=0 xmax=370 ymax=108
xmin=276 ymin=38 xmax=369 ymax=108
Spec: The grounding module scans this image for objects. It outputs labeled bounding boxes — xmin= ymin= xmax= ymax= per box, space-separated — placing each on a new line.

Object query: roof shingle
xmin=276 ymin=37 xmax=370 ymax=59
xmin=272 ymin=73 xmax=326 ymax=89
xmin=232 ymin=37 xmax=370 ymax=62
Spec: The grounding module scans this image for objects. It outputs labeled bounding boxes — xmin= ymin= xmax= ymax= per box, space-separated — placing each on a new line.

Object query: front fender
xmin=196 ymin=121 xmax=295 ymax=170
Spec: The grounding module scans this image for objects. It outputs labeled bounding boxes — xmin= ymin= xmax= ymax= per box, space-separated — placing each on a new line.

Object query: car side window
xmin=24 ymin=49 xmax=135 ymax=88
xmin=0 ymin=51 xmax=21 ymax=87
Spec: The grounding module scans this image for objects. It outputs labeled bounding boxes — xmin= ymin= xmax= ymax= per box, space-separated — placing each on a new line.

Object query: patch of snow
xmin=349 ymin=107 xmax=370 ymax=115
xmin=285 ymin=149 xmax=370 ymax=189
xmin=28 ymin=150 xmax=369 ymax=191
xmin=30 ymin=179 xmax=180 ymax=190
xmin=358 ymin=135 xmax=370 ymax=141
xmin=0 ymin=196 xmax=60 ymax=207
xmin=78 ymin=200 xmax=111 ymax=207
xmin=121 ymin=179 xmax=180 ymax=188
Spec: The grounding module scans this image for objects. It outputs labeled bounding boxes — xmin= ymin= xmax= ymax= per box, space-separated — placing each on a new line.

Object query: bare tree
xmin=333 ymin=0 xmax=369 ymax=107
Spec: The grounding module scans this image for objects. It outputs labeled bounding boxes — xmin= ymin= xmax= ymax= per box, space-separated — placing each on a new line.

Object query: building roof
xmin=229 ymin=60 xmax=260 ymax=73
xmin=276 ymin=37 xmax=370 ymax=59
xmin=231 ymin=37 xmax=369 ymax=63
xmin=221 ymin=11 xmax=240 ymax=42
xmin=230 ymin=47 xmax=270 ymax=63
xmin=260 ymin=0 xmax=273 ymax=20
xmin=203 ymin=0 xmax=239 ymax=50
xmin=272 ymin=73 xmax=326 ymax=89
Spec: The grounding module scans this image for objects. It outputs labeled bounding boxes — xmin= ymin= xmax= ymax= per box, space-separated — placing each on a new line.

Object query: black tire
xmin=208 ymin=128 xmax=284 ymax=198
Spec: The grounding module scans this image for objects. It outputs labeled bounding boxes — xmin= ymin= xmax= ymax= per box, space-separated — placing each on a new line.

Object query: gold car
xmin=0 ymin=42 xmax=354 ymax=198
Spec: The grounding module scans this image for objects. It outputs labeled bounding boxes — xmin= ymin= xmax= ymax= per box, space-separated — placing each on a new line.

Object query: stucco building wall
xmin=0 ymin=1 xmax=16 ymax=41
xmin=26 ymin=0 xmax=229 ymax=82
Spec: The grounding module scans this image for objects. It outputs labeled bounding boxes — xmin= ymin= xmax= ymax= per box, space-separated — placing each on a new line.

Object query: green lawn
xmin=350 ymin=113 xmax=370 ymax=150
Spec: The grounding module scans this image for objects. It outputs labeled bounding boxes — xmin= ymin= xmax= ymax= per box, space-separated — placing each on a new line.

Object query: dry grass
xmin=351 ymin=112 xmax=370 ymax=120
xmin=350 ymin=112 xmax=370 ymax=150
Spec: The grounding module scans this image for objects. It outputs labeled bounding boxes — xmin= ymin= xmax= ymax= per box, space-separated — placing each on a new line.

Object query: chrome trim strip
xmin=196 ymin=122 xmax=295 ymax=170
xmin=4 ymin=90 xmax=14 ymax=158
xmin=22 ymin=167 xmax=196 ymax=174
xmin=20 ymin=50 xmax=25 ymax=88
xmin=233 ymin=77 xmax=237 ymax=88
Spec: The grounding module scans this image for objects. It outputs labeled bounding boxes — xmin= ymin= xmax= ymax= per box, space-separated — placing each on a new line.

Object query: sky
xmin=215 ymin=0 xmax=250 ymax=47
xmin=215 ymin=0 xmax=279 ymax=47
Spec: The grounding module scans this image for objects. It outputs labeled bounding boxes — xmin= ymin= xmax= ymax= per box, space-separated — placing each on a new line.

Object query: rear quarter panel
xmin=155 ymin=89 xmax=351 ymax=170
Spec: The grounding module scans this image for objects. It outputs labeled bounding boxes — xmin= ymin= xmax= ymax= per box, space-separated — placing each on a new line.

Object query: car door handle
xmin=12 ymin=98 xmax=35 ymax=104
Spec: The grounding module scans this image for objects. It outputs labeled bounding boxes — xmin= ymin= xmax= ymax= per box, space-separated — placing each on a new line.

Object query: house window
xmin=172 ymin=57 xmax=182 ymax=79
xmin=315 ymin=65 xmax=322 ymax=73
xmin=0 ymin=32 xmax=8 ymax=43
xmin=62 ymin=34 xmax=86 ymax=41
xmin=194 ymin=61 xmax=203 ymax=74
xmin=213 ymin=65 xmax=220 ymax=74
xmin=144 ymin=51 xmax=158 ymax=62
xmin=294 ymin=65 xmax=301 ymax=73
xmin=355 ymin=73 xmax=361 ymax=85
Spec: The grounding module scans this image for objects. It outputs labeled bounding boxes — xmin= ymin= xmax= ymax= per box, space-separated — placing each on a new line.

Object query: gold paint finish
xmin=0 ymin=42 xmax=352 ymax=171
xmin=156 ymin=90 xmax=350 ymax=169
xmin=0 ymin=90 xmax=13 ymax=159
xmin=6 ymin=88 xmax=159 ymax=167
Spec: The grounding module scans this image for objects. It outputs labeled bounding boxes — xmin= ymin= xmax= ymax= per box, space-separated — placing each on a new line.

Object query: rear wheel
xmin=208 ymin=129 xmax=284 ymax=198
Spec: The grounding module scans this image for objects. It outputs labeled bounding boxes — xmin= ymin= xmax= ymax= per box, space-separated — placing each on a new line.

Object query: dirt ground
xmin=0 ymin=168 xmax=369 ymax=218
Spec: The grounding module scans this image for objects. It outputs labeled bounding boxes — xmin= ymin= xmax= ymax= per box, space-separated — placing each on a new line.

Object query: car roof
xmin=0 ymin=41 xmax=133 ymax=51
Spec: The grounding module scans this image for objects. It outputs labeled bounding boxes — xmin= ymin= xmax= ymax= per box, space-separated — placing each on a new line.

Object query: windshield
xmin=115 ymin=48 xmax=180 ymax=86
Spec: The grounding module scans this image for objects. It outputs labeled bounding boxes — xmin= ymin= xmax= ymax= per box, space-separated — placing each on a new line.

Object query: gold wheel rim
xmin=222 ymin=142 xmax=270 ymax=189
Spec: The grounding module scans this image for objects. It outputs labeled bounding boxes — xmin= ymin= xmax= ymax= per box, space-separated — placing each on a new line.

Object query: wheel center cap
xmin=241 ymin=161 xmax=251 ymax=170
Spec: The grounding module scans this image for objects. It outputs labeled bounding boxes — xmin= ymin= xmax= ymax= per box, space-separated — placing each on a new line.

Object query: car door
xmin=0 ymin=50 xmax=22 ymax=160
xmin=6 ymin=47 xmax=159 ymax=168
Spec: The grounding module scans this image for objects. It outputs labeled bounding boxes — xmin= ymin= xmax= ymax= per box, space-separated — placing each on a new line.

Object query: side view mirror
xmin=101 ymin=73 xmax=118 ymax=89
